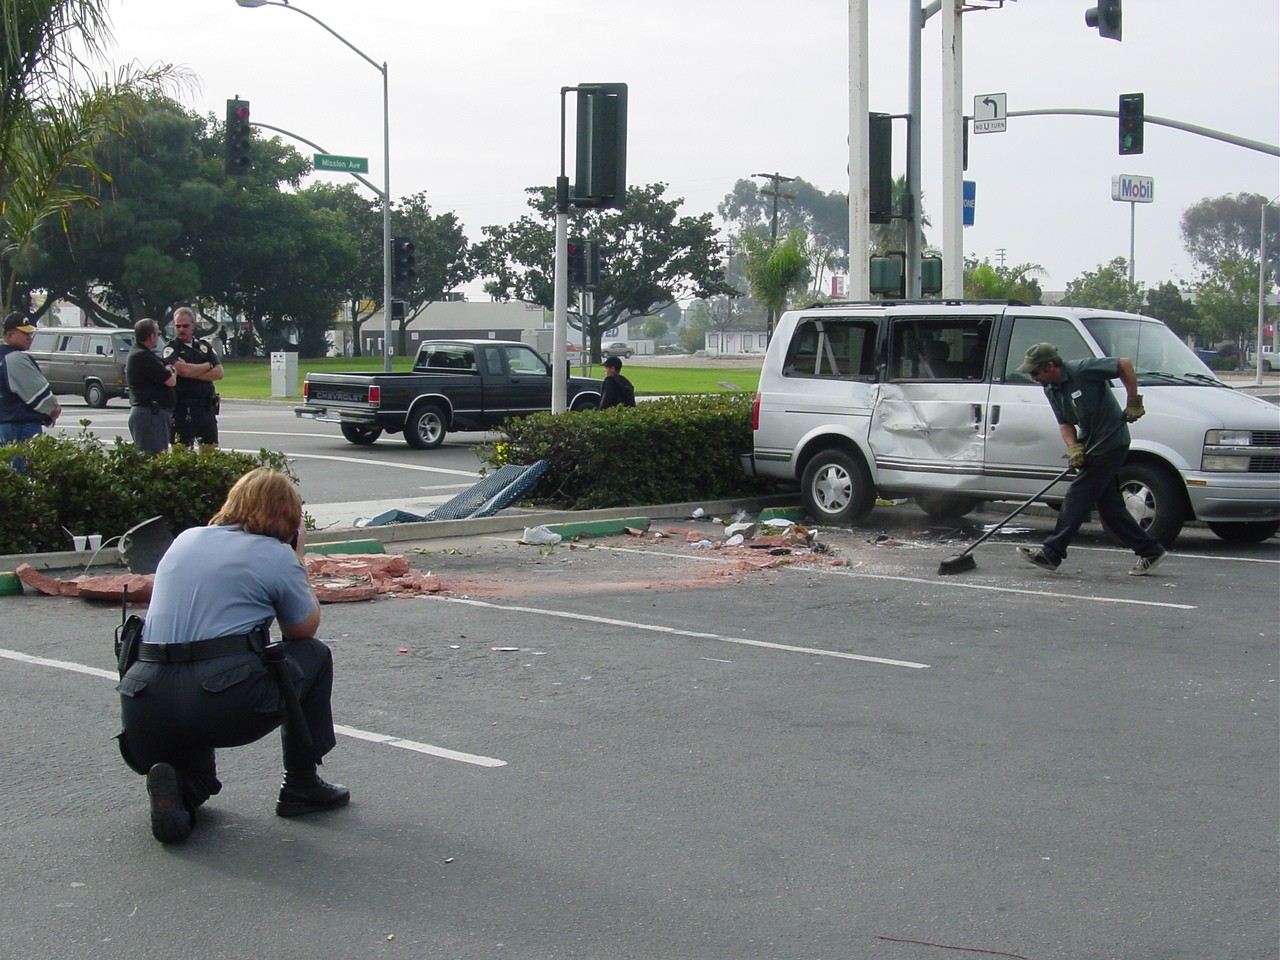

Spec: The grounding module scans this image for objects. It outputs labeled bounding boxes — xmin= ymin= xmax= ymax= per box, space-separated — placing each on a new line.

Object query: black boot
xmin=276 ymin=772 xmax=350 ymax=818
xmin=147 ymin=763 xmax=194 ymax=843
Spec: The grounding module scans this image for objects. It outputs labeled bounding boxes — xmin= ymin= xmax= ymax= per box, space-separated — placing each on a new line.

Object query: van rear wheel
xmin=801 ymin=448 xmax=875 ymax=525
xmin=84 ymin=381 xmax=107 ymax=408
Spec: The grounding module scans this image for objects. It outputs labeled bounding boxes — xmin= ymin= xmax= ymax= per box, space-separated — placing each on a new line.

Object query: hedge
xmin=480 ymin=393 xmax=771 ymax=510
xmin=0 ymin=425 xmax=295 ymax=555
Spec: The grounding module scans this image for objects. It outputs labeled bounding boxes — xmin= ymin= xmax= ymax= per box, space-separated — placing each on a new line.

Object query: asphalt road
xmin=1 ymin=499 xmax=1276 ymax=960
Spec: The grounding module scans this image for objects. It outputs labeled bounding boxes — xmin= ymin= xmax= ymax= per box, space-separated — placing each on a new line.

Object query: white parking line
xmin=227 ymin=448 xmax=479 ymax=478
xmin=430 ymin=596 xmax=931 ymax=669
xmin=0 ymin=647 xmax=505 ymax=767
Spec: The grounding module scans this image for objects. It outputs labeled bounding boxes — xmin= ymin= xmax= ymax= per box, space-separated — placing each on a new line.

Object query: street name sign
xmin=314 ymin=153 xmax=369 ymax=173
xmin=973 ymin=93 xmax=1007 ymax=134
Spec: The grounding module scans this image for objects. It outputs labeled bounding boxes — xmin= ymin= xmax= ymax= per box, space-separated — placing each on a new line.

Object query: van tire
xmin=914 ymin=494 xmax=980 ymax=521
xmin=801 ymin=448 xmax=875 ymax=525
xmin=404 ymin=404 xmax=447 ymax=449
xmin=1108 ymin=463 xmax=1185 ymax=547
xmin=1206 ymin=520 xmax=1280 ymax=543
xmin=84 ymin=381 xmax=107 ymax=408
xmin=340 ymin=424 xmax=382 ymax=445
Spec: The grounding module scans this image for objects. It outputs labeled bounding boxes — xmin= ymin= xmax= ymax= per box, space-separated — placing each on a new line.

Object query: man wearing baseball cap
xmin=0 ymin=312 xmax=61 ymax=448
xmin=1014 ymin=342 xmax=1166 ymax=576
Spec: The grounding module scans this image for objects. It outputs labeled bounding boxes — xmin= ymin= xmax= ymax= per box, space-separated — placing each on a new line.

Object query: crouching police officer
xmin=163 ymin=305 xmax=222 ymax=447
xmin=116 ymin=468 xmax=350 ymax=844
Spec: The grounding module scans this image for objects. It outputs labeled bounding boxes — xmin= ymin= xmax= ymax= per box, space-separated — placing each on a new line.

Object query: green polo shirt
xmin=1043 ymin=358 xmax=1130 ymax=455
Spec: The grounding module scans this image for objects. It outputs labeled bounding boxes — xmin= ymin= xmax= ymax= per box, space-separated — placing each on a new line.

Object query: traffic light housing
xmin=225 ymin=99 xmax=251 ymax=176
xmin=869 ymin=255 xmax=903 ymax=296
xmin=868 ymin=112 xmax=893 ymax=225
xmin=1085 ymin=0 xmax=1121 ymax=41
xmin=583 ymin=240 xmax=602 ymax=289
xmin=921 ymin=256 xmax=943 ymax=295
xmin=393 ymin=238 xmax=416 ymax=285
xmin=573 ymin=83 xmax=628 ymax=210
xmin=567 ymin=237 xmax=586 ymax=286
xmin=1118 ymin=92 xmax=1144 ymax=155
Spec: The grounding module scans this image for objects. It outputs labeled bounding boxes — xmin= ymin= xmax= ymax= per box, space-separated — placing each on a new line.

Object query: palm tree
xmin=1 ymin=0 xmax=177 ymax=310
xmin=739 ymin=227 xmax=811 ymax=333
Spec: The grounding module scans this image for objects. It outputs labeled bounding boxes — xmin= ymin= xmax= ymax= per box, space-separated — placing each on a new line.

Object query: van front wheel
xmin=84 ymin=381 xmax=107 ymax=408
xmin=801 ymin=449 xmax=875 ymax=525
xmin=1107 ymin=463 xmax=1185 ymax=547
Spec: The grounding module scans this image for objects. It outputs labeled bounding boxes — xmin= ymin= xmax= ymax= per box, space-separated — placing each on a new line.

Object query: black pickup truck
xmin=296 ymin=339 xmax=603 ymax=448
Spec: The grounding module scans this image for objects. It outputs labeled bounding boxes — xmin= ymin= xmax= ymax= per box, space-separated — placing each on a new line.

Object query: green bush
xmin=0 ymin=425 xmax=295 ymax=555
xmin=481 ymin=393 xmax=771 ymax=509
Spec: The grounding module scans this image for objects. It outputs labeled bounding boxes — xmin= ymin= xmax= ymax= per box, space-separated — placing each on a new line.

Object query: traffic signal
xmin=583 ymin=240 xmax=602 ymax=288
xmin=567 ymin=237 xmax=586 ymax=286
xmin=225 ymin=99 xmax=251 ymax=176
xmin=1118 ymin=92 xmax=1144 ymax=155
xmin=868 ymin=112 xmax=893 ymax=225
xmin=921 ymin=256 xmax=943 ymax=295
xmin=573 ymin=83 xmax=628 ymax=210
xmin=393 ymin=238 xmax=416 ymax=285
xmin=1085 ymin=0 xmax=1121 ymax=40
xmin=869 ymin=255 xmax=903 ymax=296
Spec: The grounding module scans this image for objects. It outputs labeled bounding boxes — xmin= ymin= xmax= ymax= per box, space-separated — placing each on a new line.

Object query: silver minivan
xmin=27 ymin=326 xmax=134 ymax=407
xmin=744 ymin=302 xmax=1280 ymax=546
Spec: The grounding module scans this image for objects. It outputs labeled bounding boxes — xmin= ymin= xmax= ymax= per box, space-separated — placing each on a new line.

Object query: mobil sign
xmin=1111 ymin=174 xmax=1155 ymax=203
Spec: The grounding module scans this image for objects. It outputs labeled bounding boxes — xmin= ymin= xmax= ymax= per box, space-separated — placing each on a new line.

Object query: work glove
xmin=1067 ymin=442 xmax=1086 ymax=470
xmin=1123 ymin=394 xmax=1146 ymax=422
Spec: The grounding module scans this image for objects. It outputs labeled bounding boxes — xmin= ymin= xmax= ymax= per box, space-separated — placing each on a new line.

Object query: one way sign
xmin=973 ymin=93 xmax=1007 ymax=134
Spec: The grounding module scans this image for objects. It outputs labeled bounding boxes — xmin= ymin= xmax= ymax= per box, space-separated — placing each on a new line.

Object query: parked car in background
xmin=603 ymin=342 xmax=632 ymax=359
xmin=1247 ymin=346 xmax=1279 ymax=371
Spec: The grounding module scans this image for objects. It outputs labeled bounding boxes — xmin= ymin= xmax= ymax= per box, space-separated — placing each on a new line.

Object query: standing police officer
xmin=163 ymin=306 xmax=222 ymax=447
xmin=126 ymin=319 xmax=176 ymax=454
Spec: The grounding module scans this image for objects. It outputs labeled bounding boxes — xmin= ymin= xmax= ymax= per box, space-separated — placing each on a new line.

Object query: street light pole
xmin=234 ymin=0 xmax=393 ymax=372
xmin=1257 ymin=195 xmax=1278 ymax=386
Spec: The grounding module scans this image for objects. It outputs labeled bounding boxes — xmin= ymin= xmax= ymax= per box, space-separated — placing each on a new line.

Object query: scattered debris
xmin=520 ymin=525 xmax=562 ymax=545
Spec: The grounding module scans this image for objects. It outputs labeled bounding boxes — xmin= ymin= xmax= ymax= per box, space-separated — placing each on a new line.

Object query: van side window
xmin=89 ymin=337 xmax=110 ymax=356
xmin=781 ymin=318 xmax=877 ymax=379
xmin=1003 ymin=317 xmax=1094 ymax=383
xmin=30 ymin=332 xmax=56 ymax=351
xmin=888 ymin=317 xmax=992 ymax=380
xmin=57 ymin=335 xmax=86 ymax=353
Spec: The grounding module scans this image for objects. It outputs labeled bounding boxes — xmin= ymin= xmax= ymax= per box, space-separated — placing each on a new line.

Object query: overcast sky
xmin=103 ymin=0 xmax=1278 ymax=298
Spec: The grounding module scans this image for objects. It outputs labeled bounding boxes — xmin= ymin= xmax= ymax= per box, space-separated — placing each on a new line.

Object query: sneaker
xmin=276 ymin=776 xmax=351 ymax=818
xmin=147 ymin=763 xmax=193 ymax=844
xmin=1129 ymin=550 xmax=1167 ymax=577
xmin=1016 ymin=546 xmax=1060 ymax=572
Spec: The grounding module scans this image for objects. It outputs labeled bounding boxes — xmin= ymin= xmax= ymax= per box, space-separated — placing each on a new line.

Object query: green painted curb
xmin=544 ymin=517 xmax=652 ymax=539
xmin=305 ymin=538 xmax=386 ymax=555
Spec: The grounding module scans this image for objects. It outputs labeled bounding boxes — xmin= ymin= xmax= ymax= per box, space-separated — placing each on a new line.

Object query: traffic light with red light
xmin=225 ymin=99 xmax=251 ymax=176
xmin=567 ymin=237 xmax=586 ymax=286
xmin=393 ymin=238 xmax=416 ymax=285
xmin=1085 ymin=0 xmax=1122 ymax=41
xmin=1118 ymin=92 xmax=1144 ymax=155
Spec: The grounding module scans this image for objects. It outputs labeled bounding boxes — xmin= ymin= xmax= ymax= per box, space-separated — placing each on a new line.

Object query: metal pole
xmin=552 ymin=89 xmax=571 ymax=414
xmin=1129 ymin=200 xmax=1136 ymax=303
xmin=1257 ymin=200 xmax=1272 ymax=386
xmin=381 ymin=63 xmax=392 ymax=372
xmin=906 ymin=0 xmax=923 ymax=298
xmin=940 ymin=0 xmax=964 ymax=297
xmin=848 ymin=0 xmax=870 ymax=300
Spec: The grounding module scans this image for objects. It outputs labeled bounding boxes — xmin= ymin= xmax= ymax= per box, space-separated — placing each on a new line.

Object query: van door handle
xmin=990 ymin=404 xmax=1001 ymax=426
xmin=971 ymin=404 xmax=983 ymax=430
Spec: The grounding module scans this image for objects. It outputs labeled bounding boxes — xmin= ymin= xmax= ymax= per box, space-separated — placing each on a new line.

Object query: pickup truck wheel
xmin=84 ymin=380 xmax=107 ymax=408
xmin=570 ymin=395 xmax=597 ymax=412
xmin=914 ymin=493 xmax=980 ymax=521
xmin=340 ymin=424 xmax=382 ymax=445
xmin=801 ymin=448 xmax=875 ymax=525
xmin=404 ymin=404 xmax=447 ymax=449
xmin=1105 ymin=462 xmax=1185 ymax=547
xmin=1206 ymin=520 xmax=1280 ymax=543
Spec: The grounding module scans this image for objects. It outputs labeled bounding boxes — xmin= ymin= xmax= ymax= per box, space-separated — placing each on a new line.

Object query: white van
xmin=27 ymin=325 xmax=135 ymax=407
xmin=744 ymin=302 xmax=1280 ymax=545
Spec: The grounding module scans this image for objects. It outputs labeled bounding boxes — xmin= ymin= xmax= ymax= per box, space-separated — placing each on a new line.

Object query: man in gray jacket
xmin=0 ymin=312 xmax=61 ymax=447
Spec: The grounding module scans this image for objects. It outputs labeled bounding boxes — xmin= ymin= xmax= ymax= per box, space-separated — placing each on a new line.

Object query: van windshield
xmin=1082 ymin=317 xmax=1224 ymax=386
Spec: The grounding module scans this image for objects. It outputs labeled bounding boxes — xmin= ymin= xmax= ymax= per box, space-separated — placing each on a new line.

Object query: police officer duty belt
xmin=137 ymin=632 xmax=259 ymax=662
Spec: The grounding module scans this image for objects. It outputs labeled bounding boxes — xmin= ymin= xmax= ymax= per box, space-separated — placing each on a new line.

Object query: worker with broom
xmin=1014 ymin=343 xmax=1168 ymax=576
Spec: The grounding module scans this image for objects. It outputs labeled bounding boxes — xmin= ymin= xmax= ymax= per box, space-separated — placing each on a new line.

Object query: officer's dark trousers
xmin=1040 ymin=446 xmax=1165 ymax=564
xmin=117 ymin=638 xmax=336 ymax=810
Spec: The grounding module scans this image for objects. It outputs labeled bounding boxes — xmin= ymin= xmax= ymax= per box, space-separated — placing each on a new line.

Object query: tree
xmin=1144 ymin=281 xmax=1199 ymax=339
xmin=1059 ymin=257 xmax=1141 ymax=311
xmin=737 ymin=227 xmax=810 ymax=332
xmin=963 ymin=258 xmax=1044 ymax=303
xmin=476 ymin=182 xmax=735 ymax=360
xmin=1 ymin=0 xmax=176 ymax=310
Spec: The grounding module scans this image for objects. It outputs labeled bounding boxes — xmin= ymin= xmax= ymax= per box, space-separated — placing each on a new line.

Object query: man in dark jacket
xmin=0 ymin=311 xmax=61 ymax=445
xmin=1014 ymin=342 xmax=1167 ymax=576
xmin=598 ymin=356 xmax=636 ymax=409
xmin=126 ymin=319 xmax=176 ymax=454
